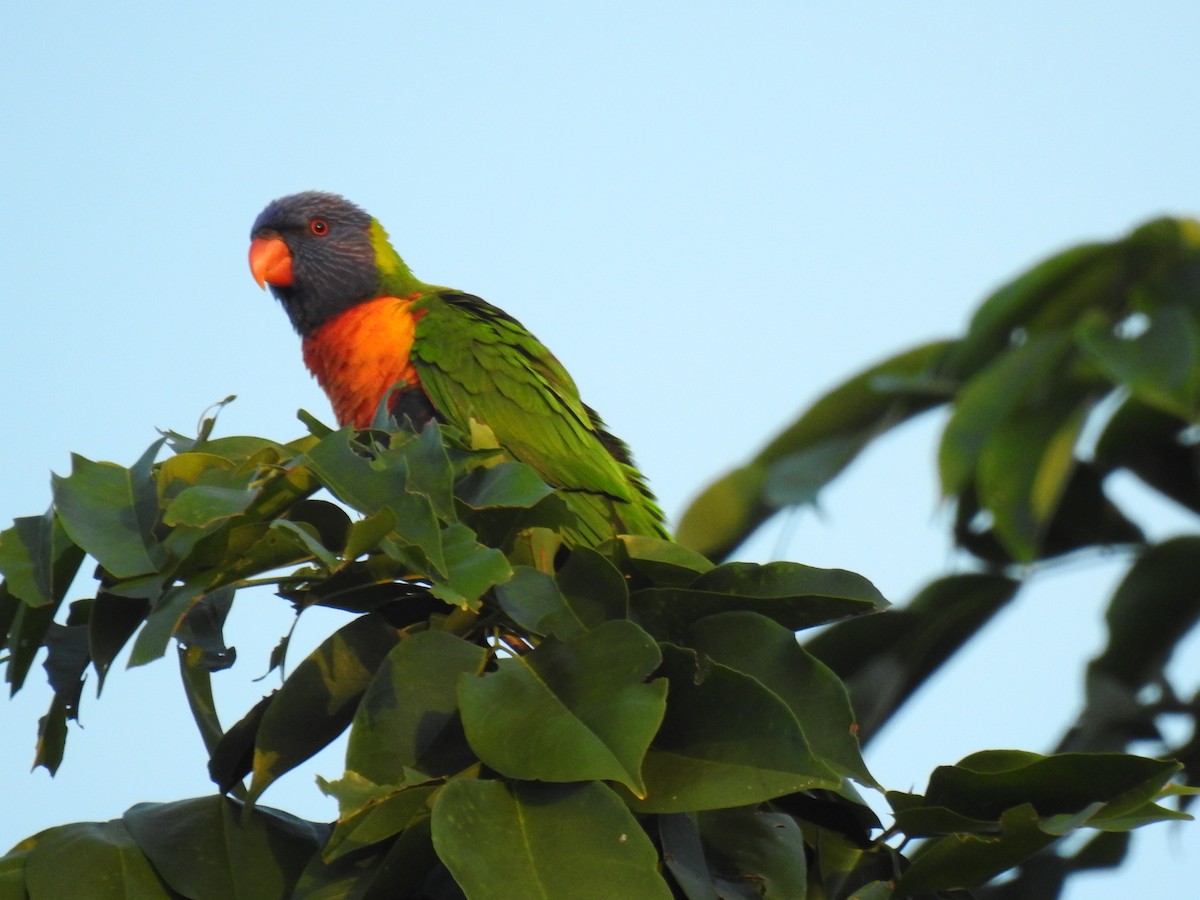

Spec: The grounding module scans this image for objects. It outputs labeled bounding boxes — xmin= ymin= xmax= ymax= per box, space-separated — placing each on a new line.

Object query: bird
xmin=249 ymin=191 xmax=667 ymax=545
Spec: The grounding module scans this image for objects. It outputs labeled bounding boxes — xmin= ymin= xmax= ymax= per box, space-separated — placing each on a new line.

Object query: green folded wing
xmin=411 ymin=291 xmax=666 ymax=544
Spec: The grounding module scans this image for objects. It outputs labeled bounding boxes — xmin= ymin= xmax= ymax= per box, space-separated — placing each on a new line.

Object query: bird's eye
xmin=309 ymin=218 xmax=329 ymax=236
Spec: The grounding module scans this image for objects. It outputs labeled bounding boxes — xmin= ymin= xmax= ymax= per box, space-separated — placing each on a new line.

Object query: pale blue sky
xmin=2 ymin=3 xmax=1197 ymax=895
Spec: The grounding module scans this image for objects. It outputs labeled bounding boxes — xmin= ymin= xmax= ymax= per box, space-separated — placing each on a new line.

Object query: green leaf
xmin=320 ymin=778 xmax=439 ymax=862
xmin=23 ymin=820 xmax=173 ymax=899
xmin=52 ymin=441 xmax=166 ymax=579
xmin=1091 ymin=537 xmax=1200 ymax=689
xmin=629 ymin=644 xmax=839 ymax=813
xmin=6 ymin=599 xmax=63 ymax=696
xmin=494 ymin=565 xmax=580 ymax=639
xmin=122 ymin=797 xmax=326 ymax=900
xmin=127 ymin=582 xmax=205 ymax=668
xmin=687 ymin=611 xmax=875 ymax=786
xmin=346 ymin=630 xmax=488 ymax=786
xmin=678 ymin=340 xmax=951 ymax=559
xmin=246 ymin=613 xmax=401 ymax=807
xmin=1077 ymin=303 xmax=1200 ymax=418
xmin=395 ymin=423 xmax=457 ymax=519
xmin=615 ymin=535 xmax=714 ymax=585
xmin=897 ymin=803 xmax=1058 ymax=893
xmin=431 ymin=780 xmax=672 ymax=900
xmin=459 ymin=620 xmax=666 ymax=795
xmin=696 ymin=807 xmax=808 ymax=899
xmin=305 ymin=429 xmax=445 ymax=570
xmin=925 ymin=750 xmax=1183 ymax=823
xmin=807 ymin=573 xmax=1019 ymax=741
xmin=632 ymin=561 xmax=885 ymax=641
xmin=938 ymin=329 xmax=1075 ymax=497
xmin=428 ymin=523 xmax=511 ymax=609
xmin=1093 ymin=398 xmax=1200 ymax=514
xmin=554 ymin=545 xmax=628 ymax=629
xmin=674 ymin=464 xmax=767 ymax=563
xmin=0 ymin=510 xmax=84 ymax=608
xmin=942 ymin=241 xmax=1117 ymax=379
xmin=975 ymin=388 xmax=1095 ymax=562
xmin=90 ymin=590 xmax=151 ymax=689
xmin=34 ymin=691 xmax=70 ymax=775
xmin=454 ymin=460 xmax=554 ymax=509
xmin=162 ymin=484 xmax=256 ymax=529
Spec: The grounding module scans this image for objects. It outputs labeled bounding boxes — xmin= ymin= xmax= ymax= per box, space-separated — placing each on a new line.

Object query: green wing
xmin=411 ymin=291 xmax=666 ymax=544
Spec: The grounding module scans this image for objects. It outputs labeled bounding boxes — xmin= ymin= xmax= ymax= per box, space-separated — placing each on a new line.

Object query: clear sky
xmin=2 ymin=3 xmax=1197 ymax=895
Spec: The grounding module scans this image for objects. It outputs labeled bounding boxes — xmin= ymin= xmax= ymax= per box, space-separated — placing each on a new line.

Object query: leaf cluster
xmin=1 ymin=219 xmax=1196 ymax=897
xmin=679 ymin=217 xmax=1200 ymax=895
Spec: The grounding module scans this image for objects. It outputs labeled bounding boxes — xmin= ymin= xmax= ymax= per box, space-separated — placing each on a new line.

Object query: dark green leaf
xmin=175 ymin=586 xmax=236 ymax=672
xmin=939 ymin=329 xmax=1075 ymax=497
xmin=23 ymin=820 xmax=173 ymax=899
xmin=633 ymin=561 xmax=885 ymax=641
xmin=122 ymin=796 xmax=326 ymax=900
xmin=1093 ymin=398 xmax=1200 ymax=514
xmin=90 ymin=590 xmax=151 ymax=689
xmin=247 ymin=613 xmax=401 ymax=806
xmin=658 ymin=814 xmax=719 ymax=900
xmin=1091 ymin=537 xmax=1200 ymax=689
xmin=687 ymin=612 xmax=874 ymax=786
xmin=493 ymin=565 xmax=580 ymax=639
xmin=897 ymin=803 xmax=1058 ymax=893
xmin=555 ymin=546 xmax=628 ymax=629
xmin=346 ymin=630 xmax=488 ymax=787
xmin=6 ymin=599 xmax=63 ymax=695
xmin=806 ymin=574 xmax=1019 ymax=742
xmin=320 ymin=780 xmax=439 ymax=862
xmin=428 ymin=524 xmax=511 ymax=610
xmin=1077 ymin=303 xmax=1200 ymax=418
xmin=208 ymin=693 xmax=273 ymax=795
xmin=696 ymin=807 xmax=807 ymax=899
xmin=613 ymin=535 xmax=713 ymax=587
xmin=459 ymin=620 xmax=665 ymax=795
xmin=975 ymin=389 xmax=1095 ymax=562
xmin=629 ymin=645 xmax=839 ymax=813
xmin=454 ymin=461 xmax=553 ymax=509
xmin=42 ymin=619 xmax=89 ymax=720
xmin=431 ymin=780 xmax=672 ymax=900
xmin=34 ymin=691 xmax=70 ymax=775
xmin=926 ymin=750 xmax=1182 ymax=822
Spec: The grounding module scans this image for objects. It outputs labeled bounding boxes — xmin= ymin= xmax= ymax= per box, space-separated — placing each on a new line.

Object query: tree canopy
xmin=2 ymin=218 xmax=1198 ymax=898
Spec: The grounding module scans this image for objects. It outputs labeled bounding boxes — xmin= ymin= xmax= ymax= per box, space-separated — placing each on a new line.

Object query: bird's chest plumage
xmin=302 ymin=295 xmax=423 ymax=428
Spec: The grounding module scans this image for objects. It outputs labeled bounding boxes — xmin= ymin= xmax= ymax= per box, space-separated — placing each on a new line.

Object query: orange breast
xmin=302 ymin=295 xmax=422 ymax=428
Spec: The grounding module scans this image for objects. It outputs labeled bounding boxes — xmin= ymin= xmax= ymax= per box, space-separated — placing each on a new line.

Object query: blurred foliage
xmin=681 ymin=216 xmax=1200 ymax=896
xmin=1 ymin=218 xmax=1197 ymax=898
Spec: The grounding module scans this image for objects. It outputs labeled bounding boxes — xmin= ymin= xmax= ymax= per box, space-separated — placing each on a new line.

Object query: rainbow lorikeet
xmin=249 ymin=192 xmax=667 ymax=545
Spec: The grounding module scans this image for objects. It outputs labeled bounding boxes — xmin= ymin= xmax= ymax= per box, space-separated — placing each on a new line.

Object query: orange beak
xmin=249 ymin=236 xmax=294 ymax=288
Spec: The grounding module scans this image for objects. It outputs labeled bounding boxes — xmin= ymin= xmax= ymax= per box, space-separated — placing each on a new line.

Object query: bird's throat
xmin=302 ymin=295 xmax=424 ymax=428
